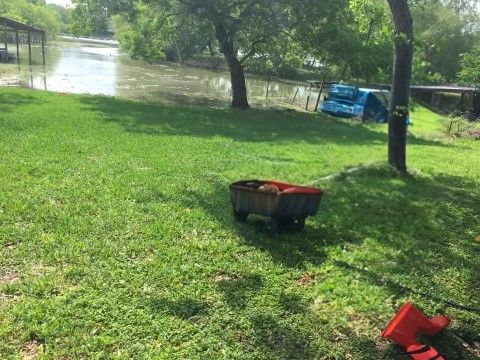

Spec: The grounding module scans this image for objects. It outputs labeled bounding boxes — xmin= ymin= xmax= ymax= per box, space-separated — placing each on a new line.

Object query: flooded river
xmin=0 ymin=41 xmax=322 ymax=109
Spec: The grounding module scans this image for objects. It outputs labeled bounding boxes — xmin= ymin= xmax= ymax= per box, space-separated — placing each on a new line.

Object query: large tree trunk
xmin=214 ymin=23 xmax=249 ymax=109
xmin=387 ymin=0 xmax=414 ymax=172
xmin=223 ymin=51 xmax=249 ymax=109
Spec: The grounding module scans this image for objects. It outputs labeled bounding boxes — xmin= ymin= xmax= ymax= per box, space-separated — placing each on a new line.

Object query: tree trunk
xmin=207 ymin=41 xmax=216 ymax=57
xmin=214 ymin=23 xmax=249 ymax=109
xmin=223 ymin=51 xmax=249 ymax=109
xmin=386 ymin=0 xmax=414 ymax=172
xmin=174 ymin=39 xmax=183 ymax=64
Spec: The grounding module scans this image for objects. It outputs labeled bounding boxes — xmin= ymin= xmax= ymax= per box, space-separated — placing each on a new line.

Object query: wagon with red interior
xmin=229 ymin=180 xmax=323 ymax=232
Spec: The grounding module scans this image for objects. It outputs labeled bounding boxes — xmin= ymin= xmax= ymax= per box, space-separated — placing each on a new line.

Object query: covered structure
xmin=411 ymin=85 xmax=480 ymax=120
xmin=375 ymin=84 xmax=480 ymax=120
xmin=0 ymin=17 xmax=46 ymax=65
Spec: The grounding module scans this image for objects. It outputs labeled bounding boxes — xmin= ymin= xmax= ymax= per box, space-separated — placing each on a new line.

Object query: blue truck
xmin=319 ymin=84 xmax=389 ymax=123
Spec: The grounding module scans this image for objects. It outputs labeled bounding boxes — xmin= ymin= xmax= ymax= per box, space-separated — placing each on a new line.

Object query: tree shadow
xmin=215 ymin=273 xmax=263 ymax=310
xmin=278 ymin=291 xmax=309 ymax=314
xmin=78 ymin=95 xmax=451 ymax=147
xmin=178 ymin=165 xmax=480 ymax=357
xmin=247 ymin=313 xmax=315 ymax=360
xmin=179 ymin=165 xmax=479 ymax=270
xmin=428 ymin=331 xmax=480 ymax=359
xmin=0 ymin=92 xmax=42 ymax=113
xmin=142 ymin=90 xmax=231 ymax=108
xmin=147 ymin=296 xmax=208 ymax=320
xmin=334 ymin=260 xmax=480 ymax=358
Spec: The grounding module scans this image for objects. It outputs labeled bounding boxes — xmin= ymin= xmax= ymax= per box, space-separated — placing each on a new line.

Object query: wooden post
xmin=15 ymin=31 xmax=19 ymax=64
xmin=466 ymin=91 xmax=480 ymax=120
xmin=314 ymin=78 xmax=326 ymax=112
xmin=174 ymin=39 xmax=182 ymax=64
xmin=291 ymin=87 xmax=299 ymax=105
xmin=447 ymin=120 xmax=453 ymax=135
xmin=265 ymin=78 xmax=270 ymax=99
xmin=314 ymin=88 xmax=322 ymax=112
xmin=41 ymin=32 xmax=45 ymax=65
xmin=4 ymin=23 xmax=7 ymax=53
xmin=474 ymin=92 xmax=480 ymax=120
xmin=339 ymin=64 xmax=348 ymax=82
xmin=466 ymin=91 xmax=475 ymax=120
xmin=27 ymin=31 xmax=32 ymax=65
xmin=305 ymin=85 xmax=312 ymax=111
xmin=460 ymin=93 xmax=465 ymax=112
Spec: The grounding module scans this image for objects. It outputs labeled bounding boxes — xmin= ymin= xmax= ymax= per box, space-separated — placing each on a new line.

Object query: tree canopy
xmin=54 ymin=0 xmax=480 ymax=86
xmin=0 ymin=0 xmax=61 ymax=37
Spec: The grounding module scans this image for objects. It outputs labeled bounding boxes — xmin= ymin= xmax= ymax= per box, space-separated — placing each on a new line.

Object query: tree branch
xmin=239 ymin=37 xmax=266 ymax=64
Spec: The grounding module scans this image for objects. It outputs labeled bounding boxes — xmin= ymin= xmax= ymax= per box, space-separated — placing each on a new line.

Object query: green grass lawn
xmin=0 ymin=88 xmax=479 ymax=359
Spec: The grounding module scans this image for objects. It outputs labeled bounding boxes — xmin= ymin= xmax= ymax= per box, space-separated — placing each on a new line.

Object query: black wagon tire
xmin=277 ymin=217 xmax=306 ymax=232
xmin=290 ymin=217 xmax=306 ymax=232
xmin=233 ymin=209 xmax=249 ymax=222
xmin=262 ymin=219 xmax=279 ymax=234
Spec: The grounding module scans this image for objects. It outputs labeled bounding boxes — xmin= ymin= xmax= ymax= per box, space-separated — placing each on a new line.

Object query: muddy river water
xmin=0 ymin=41 xmax=322 ymax=109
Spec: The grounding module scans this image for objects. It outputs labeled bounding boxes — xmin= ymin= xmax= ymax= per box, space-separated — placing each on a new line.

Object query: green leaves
xmin=458 ymin=46 xmax=480 ymax=88
xmin=0 ymin=0 xmax=61 ymax=38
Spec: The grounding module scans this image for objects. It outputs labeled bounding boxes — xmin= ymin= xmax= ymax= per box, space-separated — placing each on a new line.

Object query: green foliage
xmin=458 ymin=46 xmax=480 ymax=87
xmin=411 ymin=43 xmax=443 ymax=84
xmin=123 ymin=0 xmax=294 ymax=63
xmin=292 ymin=0 xmax=393 ymax=83
xmin=0 ymin=88 xmax=479 ymax=358
xmin=111 ymin=5 xmax=168 ymax=62
xmin=66 ymin=1 xmax=92 ymax=36
xmin=243 ymin=34 xmax=306 ymax=79
xmin=412 ymin=0 xmax=477 ymax=83
xmin=66 ymin=0 xmax=135 ymax=37
xmin=57 ymin=0 xmax=480 ymax=87
xmin=47 ymin=4 xmax=68 ymax=33
xmin=345 ymin=0 xmax=393 ymax=82
xmin=0 ymin=0 xmax=61 ymax=38
xmin=289 ymin=0 xmax=349 ymax=65
xmin=67 ymin=0 xmax=108 ymax=36
xmin=113 ymin=1 xmax=216 ymax=63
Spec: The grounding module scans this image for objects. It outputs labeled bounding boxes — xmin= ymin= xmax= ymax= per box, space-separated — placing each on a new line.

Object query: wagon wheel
xmin=233 ymin=209 xmax=249 ymax=222
xmin=277 ymin=217 xmax=306 ymax=232
xmin=262 ymin=218 xmax=279 ymax=234
xmin=289 ymin=217 xmax=306 ymax=232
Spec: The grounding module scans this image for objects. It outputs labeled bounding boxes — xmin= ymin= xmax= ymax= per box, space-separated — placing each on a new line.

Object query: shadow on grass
xmin=147 ymin=297 xmax=208 ymax=320
xmin=78 ymin=95 xmax=450 ymax=147
xmin=144 ymin=90 xmax=231 ymax=108
xmin=178 ymin=165 xmax=480 ymax=358
xmin=0 ymin=92 xmax=42 ymax=113
xmin=215 ymin=273 xmax=263 ymax=310
xmin=180 ymin=182 xmax=330 ymax=268
xmin=248 ymin=313 xmax=315 ymax=360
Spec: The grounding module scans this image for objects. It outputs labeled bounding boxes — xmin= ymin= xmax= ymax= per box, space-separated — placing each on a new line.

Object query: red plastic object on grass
xmin=382 ymin=302 xmax=451 ymax=360
xmin=405 ymin=344 xmax=444 ymax=360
